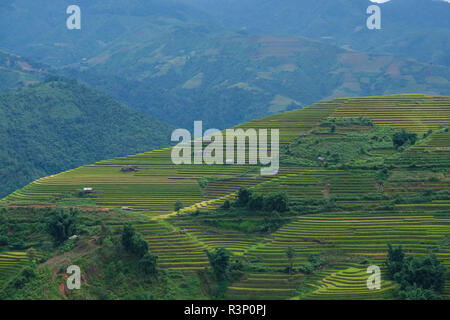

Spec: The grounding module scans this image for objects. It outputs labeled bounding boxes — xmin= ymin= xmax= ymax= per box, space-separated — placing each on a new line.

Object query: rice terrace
xmin=1 ymin=95 xmax=449 ymax=300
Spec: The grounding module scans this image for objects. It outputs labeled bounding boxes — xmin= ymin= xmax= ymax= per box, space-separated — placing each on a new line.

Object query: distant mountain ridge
xmin=186 ymin=0 xmax=450 ymax=67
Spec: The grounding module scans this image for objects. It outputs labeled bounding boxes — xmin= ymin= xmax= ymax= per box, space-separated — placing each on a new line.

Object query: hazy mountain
xmin=186 ymin=0 xmax=450 ymax=67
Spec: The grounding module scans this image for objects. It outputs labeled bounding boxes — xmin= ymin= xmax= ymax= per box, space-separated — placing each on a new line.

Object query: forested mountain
xmin=1 ymin=0 xmax=450 ymax=130
xmin=0 ymin=77 xmax=173 ymax=198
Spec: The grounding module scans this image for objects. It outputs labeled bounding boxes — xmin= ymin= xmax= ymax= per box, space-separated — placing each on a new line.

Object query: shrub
xmin=235 ymin=187 xmax=253 ymax=207
xmin=205 ymin=248 xmax=231 ymax=281
xmin=221 ymin=200 xmax=231 ymax=209
xmin=121 ymin=224 xmax=149 ymax=258
xmin=385 ymin=244 xmax=446 ymax=299
xmin=174 ymin=200 xmax=184 ymax=212
xmin=393 ymin=129 xmax=417 ymax=149
xmin=263 ymin=192 xmax=289 ymax=212
xmin=44 ymin=209 xmax=78 ymax=246
xmin=248 ymin=193 xmax=264 ymax=210
xmin=139 ymin=252 xmax=158 ymax=275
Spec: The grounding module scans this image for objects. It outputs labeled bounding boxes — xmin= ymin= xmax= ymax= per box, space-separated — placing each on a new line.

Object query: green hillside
xmin=1 ymin=95 xmax=449 ymax=300
xmin=0 ymin=77 xmax=174 ymax=199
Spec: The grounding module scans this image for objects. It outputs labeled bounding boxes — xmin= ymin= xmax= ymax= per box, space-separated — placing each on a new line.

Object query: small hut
xmin=121 ymin=166 xmax=137 ymax=172
xmin=225 ymin=159 xmax=234 ymax=165
xmin=298 ymin=132 xmax=308 ymax=138
xmin=318 ymin=157 xmax=326 ymax=162
xmin=121 ymin=206 xmax=133 ymax=211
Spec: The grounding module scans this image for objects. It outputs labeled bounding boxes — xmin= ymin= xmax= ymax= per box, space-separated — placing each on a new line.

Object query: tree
xmin=205 ymin=248 xmax=231 ymax=281
xmin=398 ymin=284 xmax=442 ymax=300
xmin=394 ymin=254 xmax=446 ymax=292
xmin=248 ymin=193 xmax=264 ymax=210
xmin=393 ymin=129 xmax=417 ymax=149
xmin=385 ymin=245 xmax=446 ymax=300
xmin=235 ymin=187 xmax=253 ymax=207
xmin=263 ymin=192 xmax=289 ymax=212
xmin=139 ymin=252 xmax=158 ymax=275
xmin=286 ymin=246 xmax=295 ymax=274
xmin=385 ymin=244 xmax=405 ymax=278
xmin=121 ymin=224 xmax=148 ymax=258
xmin=121 ymin=224 xmax=135 ymax=250
xmin=174 ymin=200 xmax=184 ymax=212
xmin=130 ymin=233 xmax=149 ymax=258
xmin=45 ymin=209 xmax=78 ymax=245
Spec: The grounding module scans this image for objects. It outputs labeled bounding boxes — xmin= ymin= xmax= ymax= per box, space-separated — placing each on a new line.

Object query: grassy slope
xmin=1 ymin=94 xmax=449 ymax=300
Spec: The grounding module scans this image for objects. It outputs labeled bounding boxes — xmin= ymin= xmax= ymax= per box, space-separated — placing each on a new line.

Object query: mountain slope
xmin=0 ymin=77 xmax=173 ymax=198
xmin=1 ymin=94 xmax=449 ymax=300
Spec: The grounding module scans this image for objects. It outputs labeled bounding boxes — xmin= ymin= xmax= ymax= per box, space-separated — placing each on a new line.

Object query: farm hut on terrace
xmin=298 ymin=132 xmax=308 ymax=137
xmin=121 ymin=165 xmax=137 ymax=172
xmin=83 ymin=187 xmax=94 ymax=194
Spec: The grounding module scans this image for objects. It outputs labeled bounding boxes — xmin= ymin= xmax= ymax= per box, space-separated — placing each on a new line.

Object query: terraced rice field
xmin=169 ymin=217 xmax=266 ymax=255
xmin=252 ymin=169 xmax=378 ymax=201
xmin=330 ymin=95 xmax=450 ymax=133
xmin=387 ymin=129 xmax=450 ymax=168
xmin=247 ymin=212 xmax=450 ymax=268
xmin=135 ymin=220 xmax=209 ymax=270
xmin=226 ymin=272 xmax=304 ymax=300
xmin=305 ymin=266 xmax=396 ymax=300
xmin=0 ymin=252 xmax=32 ymax=282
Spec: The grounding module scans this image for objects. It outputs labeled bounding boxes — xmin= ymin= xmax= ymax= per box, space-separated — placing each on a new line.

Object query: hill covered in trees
xmin=0 ymin=77 xmax=173 ymax=198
